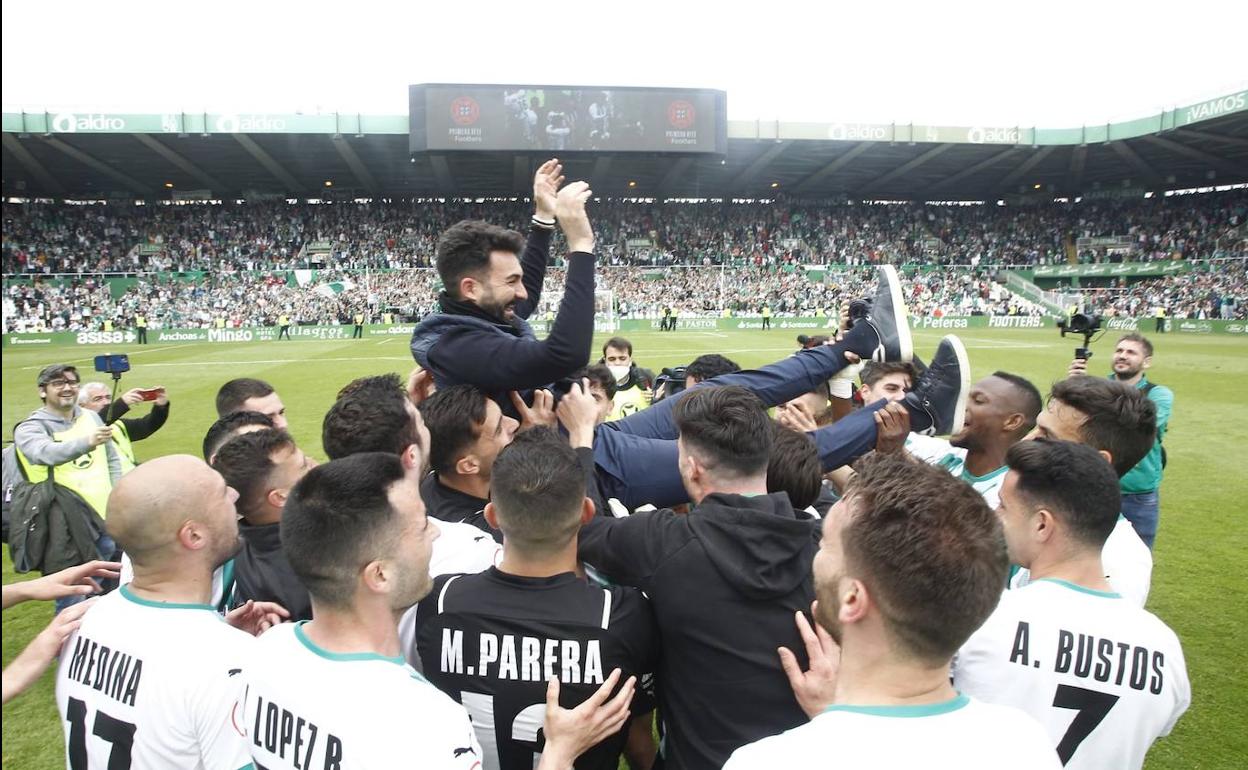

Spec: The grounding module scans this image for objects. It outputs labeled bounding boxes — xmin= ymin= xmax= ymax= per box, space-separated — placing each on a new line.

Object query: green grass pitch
xmin=3 ymin=326 xmax=1245 ymax=768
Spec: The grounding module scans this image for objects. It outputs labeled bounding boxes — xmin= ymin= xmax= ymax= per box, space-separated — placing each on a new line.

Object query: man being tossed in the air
xmin=410 ymin=160 xmax=598 ymax=414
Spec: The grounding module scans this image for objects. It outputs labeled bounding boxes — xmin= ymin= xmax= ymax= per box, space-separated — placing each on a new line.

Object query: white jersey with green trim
xmin=724 ymin=694 xmax=1059 ymax=770
xmin=1011 ymin=517 xmax=1152 ymax=607
xmin=54 ymin=585 xmax=254 ymax=770
xmin=239 ymin=621 xmax=482 ymax=770
xmin=954 ymin=579 xmax=1189 ymax=770
xmin=120 ymin=554 xmax=235 ymax=612
xmin=904 ymin=434 xmax=1008 ymax=508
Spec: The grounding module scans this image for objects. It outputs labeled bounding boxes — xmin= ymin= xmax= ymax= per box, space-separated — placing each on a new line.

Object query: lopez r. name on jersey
xmin=953 ymin=579 xmax=1189 ymax=770
xmin=240 ymin=621 xmax=481 ymax=770
xmin=413 ymin=568 xmax=658 ymax=770
xmin=55 ymin=585 xmax=254 ymax=770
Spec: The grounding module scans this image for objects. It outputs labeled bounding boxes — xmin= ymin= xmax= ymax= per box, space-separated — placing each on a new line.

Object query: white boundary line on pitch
xmin=952 ymin=336 xmax=1053 ymax=349
xmin=34 ymin=355 xmax=418 ymax=369
xmin=19 ymin=343 xmax=198 ymax=370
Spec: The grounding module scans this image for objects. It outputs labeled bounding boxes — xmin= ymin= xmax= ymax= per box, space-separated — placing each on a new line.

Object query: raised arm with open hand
xmin=555 ymin=181 xmax=595 ymax=254
xmin=533 ymin=158 xmax=565 ymax=221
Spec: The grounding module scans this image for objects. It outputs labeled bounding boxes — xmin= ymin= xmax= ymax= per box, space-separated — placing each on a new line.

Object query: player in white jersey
xmin=955 ymin=440 xmax=1189 ymax=769
xmin=726 ymin=696 xmax=1056 ymax=770
xmin=727 ymin=453 xmax=1059 ymax=770
xmin=243 ymin=452 xmax=637 ymax=770
xmin=1012 ymin=515 xmax=1152 ymax=606
xmin=56 ymin=455 xmax=286 ymax=769
xmin=1014 ymin=376 xmax=1158 ymax=605
xmin=903 ymin=342 xmax=1042 ymax=510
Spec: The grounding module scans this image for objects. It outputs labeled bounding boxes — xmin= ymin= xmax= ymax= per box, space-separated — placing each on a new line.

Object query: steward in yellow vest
xmin=13 ymin=364 xmax=127 ymax=519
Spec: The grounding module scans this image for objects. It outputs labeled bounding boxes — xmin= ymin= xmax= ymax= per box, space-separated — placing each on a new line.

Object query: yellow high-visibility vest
xmin=15 ymin=412 xmax=123 ymax=517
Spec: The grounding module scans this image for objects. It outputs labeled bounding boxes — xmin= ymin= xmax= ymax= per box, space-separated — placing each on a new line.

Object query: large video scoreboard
xmin=410 ymin=84 xmax=727 ymax=154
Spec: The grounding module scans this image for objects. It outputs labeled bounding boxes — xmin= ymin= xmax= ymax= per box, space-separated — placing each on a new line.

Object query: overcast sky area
xmin=4 ymin=0 xmax=1245 ymax=128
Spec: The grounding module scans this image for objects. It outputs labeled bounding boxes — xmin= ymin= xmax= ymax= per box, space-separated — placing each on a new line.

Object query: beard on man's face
xmin=477 ymin=292 xmax=516 ymax=322
xmin=814 ymin=578 xmax=844 ymax=645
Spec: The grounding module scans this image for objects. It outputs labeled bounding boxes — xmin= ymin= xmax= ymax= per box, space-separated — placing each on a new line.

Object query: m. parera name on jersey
xmin=441 ymin=629 xmax=605 ymax=684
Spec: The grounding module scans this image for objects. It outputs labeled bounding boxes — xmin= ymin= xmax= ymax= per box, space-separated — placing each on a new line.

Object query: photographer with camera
xmin=602 ymin=337 xmax=654 ymax=421
xmin=11 ymin=365 xmax=128 ymax=612
xmin=1068 ymin=332 xmax=1172 ymax=549
xmin=651 ymin=354 xmax=742 ymax=404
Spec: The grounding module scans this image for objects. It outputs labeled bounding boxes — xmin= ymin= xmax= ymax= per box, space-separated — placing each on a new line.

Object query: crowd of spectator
xmin=1083 ymin=270 xmax=1245 ymax=320
xmin=3 ymin=191 xmax=1245 ymax=331
xmin=4 ymin=190 xmax=1245 ymax=275
xmin=29 ymin=260 xmax=1248 ymax=332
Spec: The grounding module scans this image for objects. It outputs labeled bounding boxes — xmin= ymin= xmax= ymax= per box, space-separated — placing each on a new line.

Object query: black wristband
xmin=531 ymin=216 xmax=556 ymax=230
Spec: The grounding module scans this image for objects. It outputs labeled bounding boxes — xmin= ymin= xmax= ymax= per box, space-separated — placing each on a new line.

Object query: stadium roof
xmin=3 ymin=90 xmax=1247 ymax=201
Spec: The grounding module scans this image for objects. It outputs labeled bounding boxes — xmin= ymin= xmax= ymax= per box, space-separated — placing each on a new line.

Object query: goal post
xmin=534 ymin=288 xmax=615 ymax=334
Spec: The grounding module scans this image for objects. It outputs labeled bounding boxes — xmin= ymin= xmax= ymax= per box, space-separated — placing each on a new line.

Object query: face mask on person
xmin=607 ymin=364 xmax=630 ymax=383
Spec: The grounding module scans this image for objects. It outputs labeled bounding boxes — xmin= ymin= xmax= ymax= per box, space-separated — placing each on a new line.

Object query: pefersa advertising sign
xmin=909 ymin=316 xmax=970 ymax=330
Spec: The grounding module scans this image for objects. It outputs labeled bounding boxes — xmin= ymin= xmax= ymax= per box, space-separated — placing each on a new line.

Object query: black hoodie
xmin=577 ymin=492 xmax=820 ymax=770
xmin=231 ymin=520 xmax=312 ymax=622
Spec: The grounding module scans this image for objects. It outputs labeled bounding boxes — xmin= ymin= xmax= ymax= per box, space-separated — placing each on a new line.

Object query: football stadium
xmin=3 ymin=6 xmax=1247 ymax=769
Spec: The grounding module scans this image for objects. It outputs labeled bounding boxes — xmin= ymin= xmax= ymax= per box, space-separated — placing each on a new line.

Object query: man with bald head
xmin=55 ymin=455 xmax=286 ymax=769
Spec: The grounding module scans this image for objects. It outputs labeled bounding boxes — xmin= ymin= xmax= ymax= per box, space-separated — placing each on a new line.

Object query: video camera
xmin=1056 ymin=313 xmax=1103 ymax=360
xmin=651 ymin=366 xmax=689 ymax=403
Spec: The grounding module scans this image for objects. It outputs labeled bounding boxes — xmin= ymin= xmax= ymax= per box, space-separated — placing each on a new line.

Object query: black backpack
xmin=5 ymin=424 xmax=108 ymax=574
